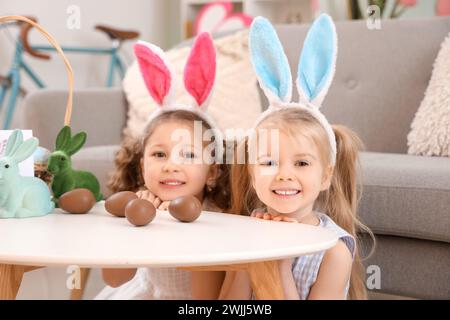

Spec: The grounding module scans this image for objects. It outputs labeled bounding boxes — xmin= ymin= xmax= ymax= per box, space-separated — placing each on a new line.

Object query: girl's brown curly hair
xmin=108 ymin=110 xmax=231 ymax=211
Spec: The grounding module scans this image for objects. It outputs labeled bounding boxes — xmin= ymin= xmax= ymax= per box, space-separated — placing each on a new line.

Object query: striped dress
xmin=252 ymin=209 xmax=355 ymax=300
xmin=292 ymin=211 xmax=355 ymax=299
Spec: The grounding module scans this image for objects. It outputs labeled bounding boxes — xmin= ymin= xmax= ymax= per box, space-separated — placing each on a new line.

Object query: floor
xmin=17 ymin=267 xmax=104 ymax=300
xmin=16 ymin=267 xmax=416 ymax=300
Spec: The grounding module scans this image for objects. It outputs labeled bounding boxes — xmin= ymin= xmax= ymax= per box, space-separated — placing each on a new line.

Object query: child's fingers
xmin=271 ymin=215 xmax=298 ymax=223
xmin=282 ymin=216 xmax=298 ymax=223
xmin=153 ymin=197 xmax=162 ymax=209
xmin=137 ymin=190 xmax=148 ymax=200
xmin=146 ymin=191 xmax=157 ymax=202
xmin=251 ymin=212 xmax=264 ymax=219
xmin=139 ymin=190 xmax=157 ymax=203
xmin=263 ymin=213 xmax=272 ymax=220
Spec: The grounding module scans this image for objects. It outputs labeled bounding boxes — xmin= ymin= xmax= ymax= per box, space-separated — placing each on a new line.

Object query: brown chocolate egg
xmin=125 ymin=199 xmax=156 ymax=227
xmin=58 ymin=188 xmax=96 ymax=214
xmin=105 ymin=191 xmax=138 ymax=217
xmin=168 ymin=196 xmax=202 ymax=222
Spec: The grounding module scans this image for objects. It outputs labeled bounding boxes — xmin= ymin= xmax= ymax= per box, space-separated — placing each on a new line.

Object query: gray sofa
xmin=22 ymin=17 xmax=450 ymax=299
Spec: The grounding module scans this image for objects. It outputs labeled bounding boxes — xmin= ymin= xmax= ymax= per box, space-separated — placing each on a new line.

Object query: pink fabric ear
xmin=184 ymin=32 xmax=216 ymax=108
xmin=134 ymin=42 xmax=172 ymax=106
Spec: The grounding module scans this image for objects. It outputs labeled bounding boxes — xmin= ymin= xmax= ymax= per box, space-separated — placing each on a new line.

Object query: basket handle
xmin=0 ymin=15 xmax=74 ymax=126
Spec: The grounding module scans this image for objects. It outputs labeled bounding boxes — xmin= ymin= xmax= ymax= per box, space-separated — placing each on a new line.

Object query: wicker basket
xmin=0 ymin=16 xmax=75 ymax=187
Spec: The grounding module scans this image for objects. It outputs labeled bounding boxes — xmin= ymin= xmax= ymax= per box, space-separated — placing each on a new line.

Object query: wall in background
xmin=0 ymin=0 xmax=444 ymax=92
xmin=0 ymin=0 xmax=170 ymax=90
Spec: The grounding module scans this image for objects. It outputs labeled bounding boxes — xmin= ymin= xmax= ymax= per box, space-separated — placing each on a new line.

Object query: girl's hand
xmin=136 ymin=189 xmax=162 ymax=208
xmin=251 ymin=211 xmax=298 ymax=223
xmin=251 ymin=211 xmax=273 ymax=220
xmin=272 ymin=215 xmax=298 ymax=223
xmin=157 ymin=201 xmax=171 ymax=211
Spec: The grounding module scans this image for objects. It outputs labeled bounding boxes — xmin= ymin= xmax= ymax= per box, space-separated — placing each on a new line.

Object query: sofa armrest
xmin=21 ymin=88 xmax=128 ymax=150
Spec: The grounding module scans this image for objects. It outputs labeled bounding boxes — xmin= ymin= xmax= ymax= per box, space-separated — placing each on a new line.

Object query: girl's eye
xmin=260 ymin=160 xmax=277 ymax=166
xmin=296 ymin=160 xmax=310 ymax=167
xmin=5 ymin=164 xmax=9 ymax=169
xmin=152 ymin=152 xmax=166 ymax=158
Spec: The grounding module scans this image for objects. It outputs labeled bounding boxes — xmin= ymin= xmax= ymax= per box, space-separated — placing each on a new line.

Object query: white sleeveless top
xmin=94 ymin=199 xmax=220 ymax=300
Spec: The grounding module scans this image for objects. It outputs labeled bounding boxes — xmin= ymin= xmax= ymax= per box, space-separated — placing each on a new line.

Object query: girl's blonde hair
xmin=108 ymin=110 xmax=231 ymax=211
xmin=230 ymin=108 xmax=375 ymax=300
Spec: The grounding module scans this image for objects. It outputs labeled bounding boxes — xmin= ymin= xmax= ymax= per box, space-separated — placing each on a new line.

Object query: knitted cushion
xmin=407 ymin=32 xmax=450 ymax=157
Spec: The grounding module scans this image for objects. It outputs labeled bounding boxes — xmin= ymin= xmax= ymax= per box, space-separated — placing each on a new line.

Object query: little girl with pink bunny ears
xmin=95 ymin=33 xmax=230 ymax=300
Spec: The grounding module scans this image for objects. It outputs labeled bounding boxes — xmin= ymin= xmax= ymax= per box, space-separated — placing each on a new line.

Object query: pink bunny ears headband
xmin=249 ymin=15 xmax=338 ymax=165
xmin=133 ymin=32 xmax=223 ymax=161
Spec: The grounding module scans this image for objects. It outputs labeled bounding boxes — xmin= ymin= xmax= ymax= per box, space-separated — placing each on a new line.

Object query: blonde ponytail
xmin=316 ymin=125 xmax=375 ymax=300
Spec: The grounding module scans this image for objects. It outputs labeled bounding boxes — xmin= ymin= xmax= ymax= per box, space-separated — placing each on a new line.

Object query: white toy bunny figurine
xmin=0 ymin=130 xmax=54 ymax=218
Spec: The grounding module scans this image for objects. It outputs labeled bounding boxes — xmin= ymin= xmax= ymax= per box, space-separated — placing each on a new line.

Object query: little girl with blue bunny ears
xmin=220 ymin=14 xmax=375 ymax=300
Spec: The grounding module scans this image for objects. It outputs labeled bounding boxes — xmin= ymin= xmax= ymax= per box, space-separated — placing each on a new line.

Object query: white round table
xmin=0 ymin=202 xmax=338 ymax=299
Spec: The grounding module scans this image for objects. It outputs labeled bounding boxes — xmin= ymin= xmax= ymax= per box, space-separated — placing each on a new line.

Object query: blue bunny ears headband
xmin=249 ymin=14 xmax=338 ymax=165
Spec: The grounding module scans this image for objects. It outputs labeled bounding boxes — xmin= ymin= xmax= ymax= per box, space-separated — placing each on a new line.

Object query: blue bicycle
xmin=0 ymin=17 xmax=139 ymax=129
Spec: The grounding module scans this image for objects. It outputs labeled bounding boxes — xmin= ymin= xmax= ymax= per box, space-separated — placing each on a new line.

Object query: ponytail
xmin=317 ymin=125 xmax=375 ymax=300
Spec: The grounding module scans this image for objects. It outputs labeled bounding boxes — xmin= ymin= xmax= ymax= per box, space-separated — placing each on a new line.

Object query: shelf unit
xmin=171 ymin=0 xmax=314 ymax=41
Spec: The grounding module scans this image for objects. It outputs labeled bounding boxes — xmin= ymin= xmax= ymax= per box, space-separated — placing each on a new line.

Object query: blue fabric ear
xmin=297 ymin=14 xmax=337 ymax=106
xmin=249 ymin=17 xmax=292 ymax=104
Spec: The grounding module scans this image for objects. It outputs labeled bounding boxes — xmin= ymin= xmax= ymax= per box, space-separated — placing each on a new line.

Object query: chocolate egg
xmin=105 ymin=191 xmax=138 ymax=217
xmin=168 ymin=196 xmax=202 ymax=222
xmin=125 ymin=199 xmax=156 ymax=227
xmin=58 ymin=188 xmax=96 ymax=214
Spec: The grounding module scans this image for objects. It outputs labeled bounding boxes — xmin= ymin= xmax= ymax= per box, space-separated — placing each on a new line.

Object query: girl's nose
xmin=275 ymin=164 xmax=294 ymax=181
xmin=162 ymin=159 xmax=180 ymax=172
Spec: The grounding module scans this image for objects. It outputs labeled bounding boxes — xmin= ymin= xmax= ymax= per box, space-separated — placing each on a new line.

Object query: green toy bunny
xmin=48 ymin=126 xmax=103 ymax=202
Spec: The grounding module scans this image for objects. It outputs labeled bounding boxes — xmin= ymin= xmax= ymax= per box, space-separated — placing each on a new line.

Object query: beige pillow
xmin=122 ymin=30 xmax=261 ymax=141
xmin=407 ymin=32 xmax=450 ymax=157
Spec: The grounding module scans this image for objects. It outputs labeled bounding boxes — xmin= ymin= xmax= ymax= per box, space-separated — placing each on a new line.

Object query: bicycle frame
xmin=31 ymin=39 xmax=125 ymax=87
xmin=0 ymin=40 xmax=45 ymax=129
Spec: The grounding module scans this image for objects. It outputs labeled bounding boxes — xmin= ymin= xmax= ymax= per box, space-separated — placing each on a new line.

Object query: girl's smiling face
xmin=251 ymin=129 xmax=333 ymax=220
xmin=141 ymin=120 xmax=217 ymax=202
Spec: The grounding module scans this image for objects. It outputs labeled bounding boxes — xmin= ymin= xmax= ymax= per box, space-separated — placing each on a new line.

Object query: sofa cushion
xmin=72 ymin=145 xmax=120 ymax=198
xmin=359 ymin=152 xmax=450 ymax=243
xmin=360 ymin=234 xmax=450 ymax=300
